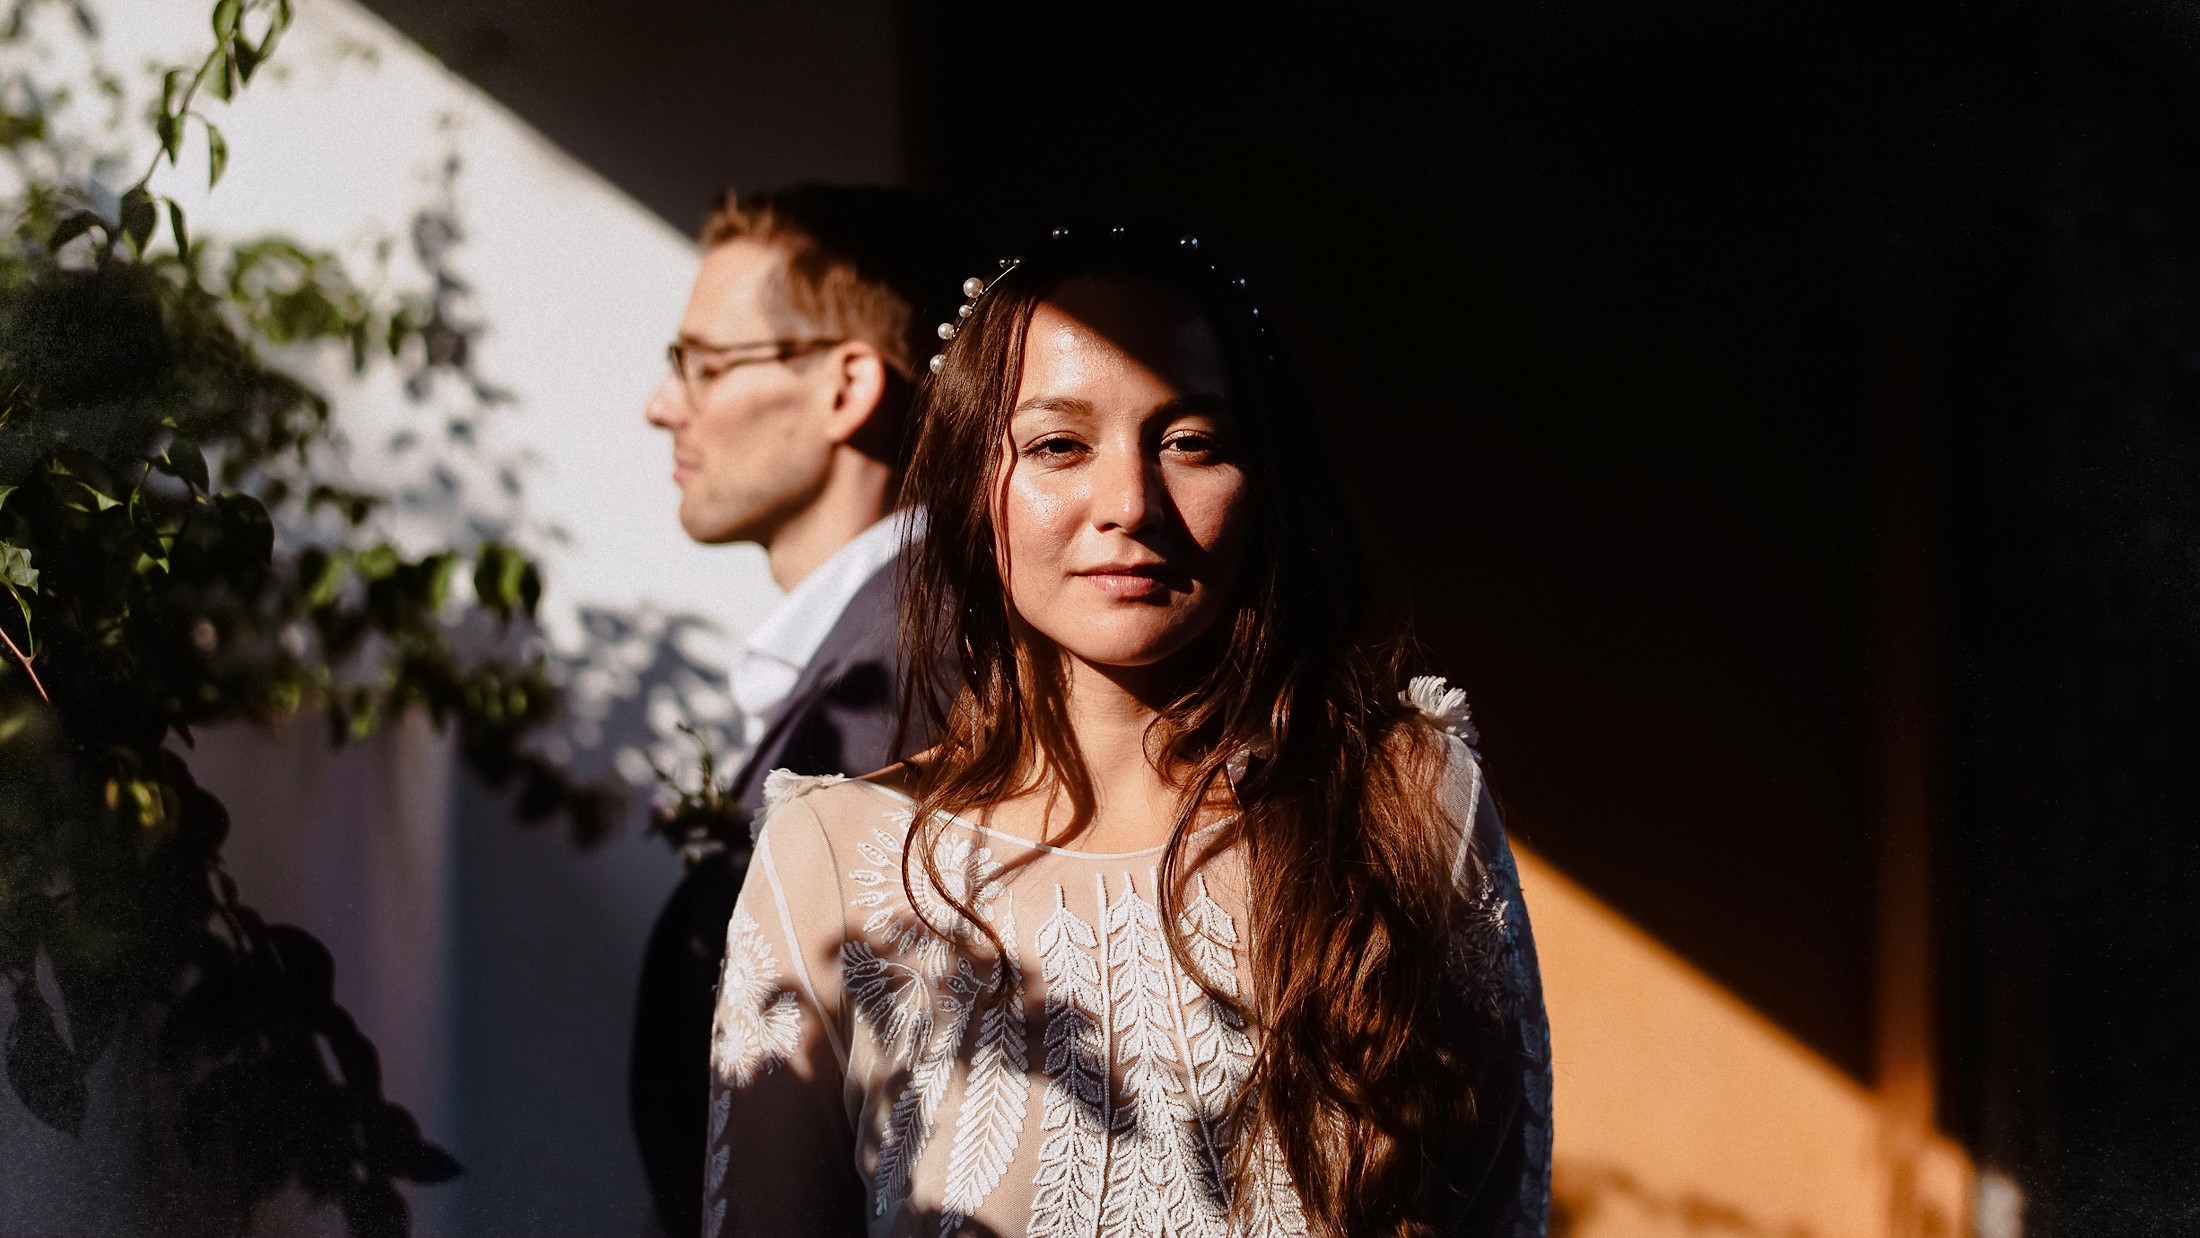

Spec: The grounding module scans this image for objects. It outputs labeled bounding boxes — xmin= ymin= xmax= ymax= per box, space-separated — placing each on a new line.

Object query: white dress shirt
xmin=730 ymin=511 xmax=917 ymax=745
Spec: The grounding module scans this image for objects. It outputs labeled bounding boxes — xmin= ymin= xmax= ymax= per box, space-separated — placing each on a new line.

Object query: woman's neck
xmin=993 ymin=654 xmax=1208 ymax=854
xmin=1062 ymin=657 xmax=1170 ymax=800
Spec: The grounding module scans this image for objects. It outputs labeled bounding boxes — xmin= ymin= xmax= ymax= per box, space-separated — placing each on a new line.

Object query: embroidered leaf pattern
xmin=702 ymin=1091 xmax=732 ymax=1238
xmin=875 ymin=955 xmax=979 ymax=1216
xmin=1027 ymin=884 xmax=1109 ymax=1238
xmin=939 ymin=904 xmax=1029 ymax=1233
xmin=1097 ymin=874 xmax=1229 ymax=1238
xmin=1238 ymin=1129 xmax=1311 ymax=1238
xmin=845 ymin=805 xmax=1011 ymax=1221
xmin=1176 ymin=877 xmax=1257 ymax=1209
xmin=815 ymin=791 xmax=1363 ymax=1238
xmin=711 ymin=907 xmax=803 ymax=1087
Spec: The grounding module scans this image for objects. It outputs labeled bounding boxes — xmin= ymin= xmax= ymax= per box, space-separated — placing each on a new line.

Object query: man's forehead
xmin=682 ymin=238 xmax=788 ymax=335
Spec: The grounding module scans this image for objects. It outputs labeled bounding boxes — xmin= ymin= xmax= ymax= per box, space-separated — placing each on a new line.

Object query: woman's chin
xmin=1054 ymin=630 xmax=1213 ymax=676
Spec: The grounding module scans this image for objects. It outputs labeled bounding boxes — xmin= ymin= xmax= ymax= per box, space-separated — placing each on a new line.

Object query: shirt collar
xmin=737 ymin=508 xmax=919 ymax=687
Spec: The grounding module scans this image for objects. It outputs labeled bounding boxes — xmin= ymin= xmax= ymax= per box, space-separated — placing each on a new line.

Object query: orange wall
xmin=1517 ymin=847 xmax=1972 ymax=1238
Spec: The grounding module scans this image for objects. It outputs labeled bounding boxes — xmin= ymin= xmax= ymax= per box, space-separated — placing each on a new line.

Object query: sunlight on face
xmin=643 ymin=239 xmax=833 ymax=545
xmin=996 ymin=275 xmax=1251 ymax=672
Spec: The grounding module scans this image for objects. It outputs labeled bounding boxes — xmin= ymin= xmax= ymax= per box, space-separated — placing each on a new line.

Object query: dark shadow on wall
xmin=353 ymin=0 xmax=907 ymax=229
xmin=908 ymin=0 xmax=1883 ymax=1084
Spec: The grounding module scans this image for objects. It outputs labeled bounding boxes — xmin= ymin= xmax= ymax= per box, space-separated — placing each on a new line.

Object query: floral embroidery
xmin=711 ymin=907 xmax=803 ymax=1087
xmin=872 ymin=954 xmax=977 ymax=1216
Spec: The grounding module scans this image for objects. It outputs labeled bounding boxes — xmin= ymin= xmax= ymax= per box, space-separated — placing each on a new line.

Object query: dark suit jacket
xmin=630 ymin=557 xmax=917 ymax=1238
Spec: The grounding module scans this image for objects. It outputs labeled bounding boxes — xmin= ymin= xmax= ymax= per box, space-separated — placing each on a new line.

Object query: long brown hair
xmin=896 ymin=232 xmax=1495 ymax=1237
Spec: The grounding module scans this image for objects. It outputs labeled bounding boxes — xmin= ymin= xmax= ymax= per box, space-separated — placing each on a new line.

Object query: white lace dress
xmin=702 ymin=717 xmax=1552 ymax=1238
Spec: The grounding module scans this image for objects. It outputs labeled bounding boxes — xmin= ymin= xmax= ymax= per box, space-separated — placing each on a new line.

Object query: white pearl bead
xmin=962 ymin=276 xmax=985 ymax=298
xmin=937 ymin=322 xmax=957 ymax=340
xmin=957 ymin=304 xmax=973 ymax=318
xmin=929 ymin=354 xmax=945 ymax=374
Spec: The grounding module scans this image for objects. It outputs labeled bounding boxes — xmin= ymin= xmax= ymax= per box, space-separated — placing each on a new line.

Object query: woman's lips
xmin=1078 ymin=568 xmax=1173 ymax=599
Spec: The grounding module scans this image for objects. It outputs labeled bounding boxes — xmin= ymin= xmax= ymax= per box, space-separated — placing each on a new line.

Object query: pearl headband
xmin=927 ymin=227 xmax=1269 ymax=376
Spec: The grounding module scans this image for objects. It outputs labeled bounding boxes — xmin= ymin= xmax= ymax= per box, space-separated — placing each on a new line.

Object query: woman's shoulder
xmin=1400 ymin=674 xmax=1481 ymax=753
xmin=744 ymin=770 xmax=916 ymax=915
xmin=1389 ymin=675 xmax=1493 ymax=862
xmin=754 ymin=766 xmax=917 ymax=842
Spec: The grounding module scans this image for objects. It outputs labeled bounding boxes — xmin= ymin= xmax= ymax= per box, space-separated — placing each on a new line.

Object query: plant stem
xmin=134 ymin=54 xmax=216 ymax=191
xmin=0 ymin=622 xmax=48 ymax=703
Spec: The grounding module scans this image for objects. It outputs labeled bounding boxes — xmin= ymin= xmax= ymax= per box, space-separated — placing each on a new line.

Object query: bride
xmin=702 ymin=229 xmax=1550 ymax=1238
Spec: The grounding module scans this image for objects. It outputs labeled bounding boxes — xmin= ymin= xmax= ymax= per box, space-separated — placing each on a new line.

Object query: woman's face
xmin=996 ymin=274 xmax=1252 ymax=673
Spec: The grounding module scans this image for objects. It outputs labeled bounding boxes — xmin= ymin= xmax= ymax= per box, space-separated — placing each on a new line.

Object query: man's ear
xmin=822 ymin=341 xmax=889 ymax=445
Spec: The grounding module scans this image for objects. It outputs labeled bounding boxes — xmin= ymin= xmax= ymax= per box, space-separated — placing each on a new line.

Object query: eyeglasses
xmin=665 ymin=337 xmax=843 ymax=407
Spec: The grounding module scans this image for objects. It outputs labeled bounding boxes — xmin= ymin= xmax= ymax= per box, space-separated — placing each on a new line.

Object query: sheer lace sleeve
xmin=702 ymin=785 xmax=865 ymax=1238
xmin=1433 ymin=732 xmax=1554 ymax=1238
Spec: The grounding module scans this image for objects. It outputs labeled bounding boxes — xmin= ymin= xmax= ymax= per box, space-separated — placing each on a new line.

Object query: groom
xmin=634 ymin=184 xmax=957 ymax=1238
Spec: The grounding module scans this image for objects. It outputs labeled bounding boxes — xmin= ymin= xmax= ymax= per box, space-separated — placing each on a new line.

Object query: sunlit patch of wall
xmin=1520 ymin=847 xmax=1973 ymax=1238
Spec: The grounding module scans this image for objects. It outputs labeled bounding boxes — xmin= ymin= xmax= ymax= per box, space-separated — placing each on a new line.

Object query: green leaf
xmin=473 ymin=543 xmax=523 ymax=617
xmin=234 ymin=36 xmax=261 ymax=85
xmin=3 ymin=583 xmax=33 ymax=656
xmin=347 ymin=694 xmax=378 ymax=742
xmin=119 ymin=187 xmax=156 ymax=255
xmin=55 ymin=478 xmax=120 ymax=513
xmin=300 ymin=547 xmax=348 ymax=608
xmin=206 ymin=51 xmax=234 ymax=103
xmin=160 ymin=438 xmax=209 ymax=492
xmin=154 ymin=113 xmax=180 ymax=165
xmin=0 ymin=543 xmax=35 ymax=590
xmin=258 ymin=2 xmax=290 ymax=64
xmin=422 ymin=552 xmax=457 ymax=611
xmin=161 ymin=67 xmax=186 ymax=116
xmin=211 ymin=0 xmax=241 ymax=40
xmin=166 ymin=201 xmax=190 ymax=262
xmin=0 ymin=108 xmax=48 ymax=148
xmin=127 ymin=491 xmax=171 ymax=573
xmin=206 ymin=124 xmax=228 ymax=187
xmin=355 ymin=544 xmax=399 ymax=581
xmin=48 ymin=210 xmax=103 ymax=252
xmin=0 ymin=486 xmax=14 ymax=513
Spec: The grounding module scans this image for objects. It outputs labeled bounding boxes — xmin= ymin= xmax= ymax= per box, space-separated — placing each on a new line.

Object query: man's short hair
xmin=701 ymin=185 xmax=959 ymax=384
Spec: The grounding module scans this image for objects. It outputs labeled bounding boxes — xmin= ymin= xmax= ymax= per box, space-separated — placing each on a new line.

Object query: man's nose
xmin=645 ymin=375 xmax=686 ymax=428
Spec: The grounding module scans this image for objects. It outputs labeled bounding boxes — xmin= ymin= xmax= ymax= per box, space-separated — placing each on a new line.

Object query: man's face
xmin=645 ymin=239 xmax=836 ymax=546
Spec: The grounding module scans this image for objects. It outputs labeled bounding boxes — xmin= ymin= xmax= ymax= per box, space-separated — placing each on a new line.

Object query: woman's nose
xmin=1092 ymin=447 xmax=1162 ymax=533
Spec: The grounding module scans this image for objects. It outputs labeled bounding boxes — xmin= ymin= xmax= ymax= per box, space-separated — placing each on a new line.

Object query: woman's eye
xmin=1023 ymin=436 xmax=1088 ymax=460
xmin=1164 ymin=432 xmax=1223 ymax=458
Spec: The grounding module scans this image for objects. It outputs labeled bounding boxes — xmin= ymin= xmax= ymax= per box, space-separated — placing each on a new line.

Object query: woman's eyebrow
xmin=1011 ymin=396 xmax=1096 ymax=418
